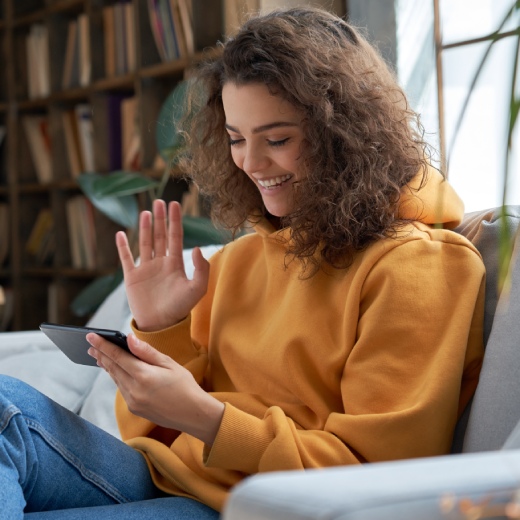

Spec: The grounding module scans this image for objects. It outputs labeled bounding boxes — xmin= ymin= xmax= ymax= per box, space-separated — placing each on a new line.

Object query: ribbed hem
xmin=131 ymin=315 xmax=200 ymax=365
xmin=204 ymin=403 xmax=272 ymax=474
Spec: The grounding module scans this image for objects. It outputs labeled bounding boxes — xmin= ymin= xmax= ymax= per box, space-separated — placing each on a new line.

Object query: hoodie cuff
xmin=203 ymin=403 xmax=273 ymax=474
xmin=131 ymin=315 xmax=201 ymax=365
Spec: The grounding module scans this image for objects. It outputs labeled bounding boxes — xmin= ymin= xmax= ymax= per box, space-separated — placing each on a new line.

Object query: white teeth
xmin=258 ymin=174 xmax=291 ymax=188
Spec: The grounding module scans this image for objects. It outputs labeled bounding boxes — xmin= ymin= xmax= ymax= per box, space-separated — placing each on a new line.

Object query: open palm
xmin=116 ymin=200 xmax=210 ymax=332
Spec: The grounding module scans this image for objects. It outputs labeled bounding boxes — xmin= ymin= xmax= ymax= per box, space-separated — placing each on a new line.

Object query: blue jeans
xmin=0 ymin=375 xmax=220 ymax=519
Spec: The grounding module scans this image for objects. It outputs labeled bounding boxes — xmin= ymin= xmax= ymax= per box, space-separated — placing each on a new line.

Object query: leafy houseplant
xmin=446 ymin=0 xmax=520 ymax=291
xmin=71 ymin=81 xmax=227 ymax=317
xmin=437 ymin=3 xmax=519 ymax=518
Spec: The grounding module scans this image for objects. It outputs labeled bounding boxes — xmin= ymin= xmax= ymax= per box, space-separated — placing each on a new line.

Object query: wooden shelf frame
xmin=0 ymin=0 xmax=224 ymax=330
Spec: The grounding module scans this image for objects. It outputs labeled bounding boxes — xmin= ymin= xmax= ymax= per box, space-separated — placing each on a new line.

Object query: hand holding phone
xmin=40 ymin=322 xmax=130 ymax=366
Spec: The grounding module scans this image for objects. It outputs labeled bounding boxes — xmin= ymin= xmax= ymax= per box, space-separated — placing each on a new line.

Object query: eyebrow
xmin=225 ymin=122 xmax=299 ymax=134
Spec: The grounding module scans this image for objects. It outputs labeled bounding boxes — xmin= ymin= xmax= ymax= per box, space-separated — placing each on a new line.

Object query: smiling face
xmin=221 ymin=82 xmax=306 ymax=218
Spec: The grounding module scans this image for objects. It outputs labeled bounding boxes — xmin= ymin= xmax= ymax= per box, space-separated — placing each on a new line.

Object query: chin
xmin=265 ymin=207 xmax=289 ymax=218
xmin=263 ymin=200 xmax=292 ymax=218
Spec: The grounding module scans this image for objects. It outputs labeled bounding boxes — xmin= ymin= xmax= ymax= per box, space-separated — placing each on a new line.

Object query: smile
xmin=257 ymin=175 xmax=292 ymax=189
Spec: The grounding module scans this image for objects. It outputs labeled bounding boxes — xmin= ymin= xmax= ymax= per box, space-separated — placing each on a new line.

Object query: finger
xmin=115 ymin=231 xmax=136 ymax=274
xmin=139 ymin=210 xmax=153 ymax=263
xmin=168 ymin=201 xmax=186 ymax=270
xmin=93 ymin=351 xmax=124 ymax=389
xmin=86 ymin=333 xmax=126 ymax=362
xmin=86 ymin=333 xmax=134 ymax=379
xmin=126 ymin=334 xmax=172 ymax=368
xmin=191 ymin=247 xmax=210 ymax=292
xmin=153 ymin=199 xmax=168 ymax=257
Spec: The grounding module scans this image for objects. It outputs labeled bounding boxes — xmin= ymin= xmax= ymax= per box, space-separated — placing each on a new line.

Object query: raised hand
xmin=116 ymin=200 xmax=210 ymax=332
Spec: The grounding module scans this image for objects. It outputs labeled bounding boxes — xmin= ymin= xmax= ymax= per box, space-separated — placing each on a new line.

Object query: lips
xmin=257 ymin=174 xmax=292 ymax=189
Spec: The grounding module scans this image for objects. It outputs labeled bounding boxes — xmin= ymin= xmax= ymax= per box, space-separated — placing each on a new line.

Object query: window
xmin=396 ymin=0 xmax=520 ymax=212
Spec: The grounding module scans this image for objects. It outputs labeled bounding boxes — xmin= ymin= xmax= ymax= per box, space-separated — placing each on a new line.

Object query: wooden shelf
xmin=17 ymin=98 xmax=49 ymax=111
xmin=55 ymin=267 xmax=117 ymax=278
xmin=0 ymin=0 xmax=225 ymax=331
xmin=16 ymin=180 xmax=81 ymax=193
xmin=22 ymin=266 xmax=115 ymax=278
xmin=140 ymin=59 xmax=188 ymax=79
xmin=12 ymin=10 xmax=46 ymax=28
xmin=92 ymin=74 xmax=135 ymax=92
xmin=47 ymin=0 xmax=85 ymax=15
xmin=21 ymin=267 xmax=55 ymax=278
xmin=17 ymin=182 xmax=52 ymax=194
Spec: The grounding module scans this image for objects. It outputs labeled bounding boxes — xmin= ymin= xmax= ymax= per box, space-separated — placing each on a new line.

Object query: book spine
xmin=148 ymin=0 xmax=168 ymax=62
xmin=170 ymin=0 xmax=188 ymax=58
xmin=177 ymin=0 xmax=195 ymax=55
xmin=78 ymin=14 xmax=92 ymax=87
xmin=103 ymin=6 xmax=116 ymax=77
xmin=75 ymin=104 xmax=95 ymax=172
xmin=124 ymin=2 xmax=137 ymax=72
xmin=114 ymin=2 xmax=127 ymax=75
xmin=22 ymin=116 xmax=53 ymax=184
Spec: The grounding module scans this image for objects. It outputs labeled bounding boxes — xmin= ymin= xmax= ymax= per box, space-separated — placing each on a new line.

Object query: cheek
xmin=230 ymin=148 xmax=243 ymax=170
xmin=283 ymin=152 xmax=301 ymax=174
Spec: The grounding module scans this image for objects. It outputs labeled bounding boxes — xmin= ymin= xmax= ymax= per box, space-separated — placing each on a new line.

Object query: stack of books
xmin=147 ymin=0 xmax=195 ymax=62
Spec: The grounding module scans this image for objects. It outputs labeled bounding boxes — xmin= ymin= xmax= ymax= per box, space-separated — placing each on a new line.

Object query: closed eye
xmin=267 ymin=138 xmax=290 ymax=147
xmin=229 ymin=137 xmax=290 ymax=147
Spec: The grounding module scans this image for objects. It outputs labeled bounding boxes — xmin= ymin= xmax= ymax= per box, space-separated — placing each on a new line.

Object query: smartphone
xmin=40 ymin=322 xmax=130 ymax=366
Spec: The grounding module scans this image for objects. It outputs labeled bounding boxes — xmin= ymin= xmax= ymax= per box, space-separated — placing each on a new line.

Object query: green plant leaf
xmin=510 ymin=96 xmax=520 ymax=134
xmin=78 ymin=174 xmax=139 ymax=228
xmin=91 ymin=171 xmax=160 ymax=197
xmin=447 ymin=2 xmax=519 ymax=165
xmin=182 ymin=216 xmax=234 ymax=248
xmin=160 ymin=143 xmax=185 ymax=165
xmin=156 ymin=81 xmax=190 ymax=162
xmin=70 ymin=269 xmax=124 ymax=317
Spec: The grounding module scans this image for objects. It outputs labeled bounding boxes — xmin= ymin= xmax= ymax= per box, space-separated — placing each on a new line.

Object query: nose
xmin=241 ymin=144 xmax=270 ymax=175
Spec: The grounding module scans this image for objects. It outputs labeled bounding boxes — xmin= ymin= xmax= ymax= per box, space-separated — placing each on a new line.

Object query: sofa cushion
xmin=78 ymin=370 xmax=121 ymax=438
xmin=450 ymin=206 xmax=520 ymax=453
xmin=503 ymin=419 xmax=520 ymax=450
xmin=86 ymin=277 xmax=131 ymax=331
xmin=462 ymin=220 xmax=520 ymax=452
xmin=455 ymin=205 xmax=520 ymax=345
xmin=0 ymin=346 xmax=98 ymax=412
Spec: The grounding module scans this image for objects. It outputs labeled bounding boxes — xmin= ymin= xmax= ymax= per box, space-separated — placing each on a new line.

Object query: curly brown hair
xmin=180 ymin=7 xmax=433 ymax=275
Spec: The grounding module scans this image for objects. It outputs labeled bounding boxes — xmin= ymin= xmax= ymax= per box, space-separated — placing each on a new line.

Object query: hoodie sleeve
xmin=129 ymin=316 xmax=209 ymax=384
xmin=203 ymin=232 xmax=485 ymax=474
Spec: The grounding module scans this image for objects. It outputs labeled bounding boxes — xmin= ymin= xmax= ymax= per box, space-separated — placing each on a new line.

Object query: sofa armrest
xmin=223 ymin=450 xmax=520 ymax=520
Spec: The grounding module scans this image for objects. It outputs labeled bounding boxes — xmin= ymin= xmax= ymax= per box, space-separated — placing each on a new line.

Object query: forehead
xmin=221 ymin=82 xmax=302 ymax=125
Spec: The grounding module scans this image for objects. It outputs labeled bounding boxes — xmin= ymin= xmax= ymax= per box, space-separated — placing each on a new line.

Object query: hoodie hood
xmin=398 ymin=165 xmax=464 ymax=229
xmin=252 ymin=165 xmax=464 ymax=237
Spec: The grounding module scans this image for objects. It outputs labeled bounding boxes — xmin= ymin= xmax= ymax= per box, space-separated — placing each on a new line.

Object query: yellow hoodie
xmin=116 ymin=169 xmax=485 ymax=511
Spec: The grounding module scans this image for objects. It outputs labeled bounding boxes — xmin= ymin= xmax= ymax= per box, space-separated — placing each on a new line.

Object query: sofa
xmin=1 ymin=207 xmax=519 ymax=519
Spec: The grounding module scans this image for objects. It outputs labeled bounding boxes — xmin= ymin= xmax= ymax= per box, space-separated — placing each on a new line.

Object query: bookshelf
xmin=0 ymin=0 xmax=224 ymax=331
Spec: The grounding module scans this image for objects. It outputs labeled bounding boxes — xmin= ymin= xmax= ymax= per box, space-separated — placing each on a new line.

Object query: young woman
xmin=0 ymin=7 xmax=485 ymax=518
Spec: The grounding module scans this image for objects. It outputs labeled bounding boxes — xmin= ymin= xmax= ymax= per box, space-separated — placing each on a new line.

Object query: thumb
xmin=127 ymin=334 xmax=170 ymax=367
xmin=191 ymin=247 xmax=210 ymax=292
